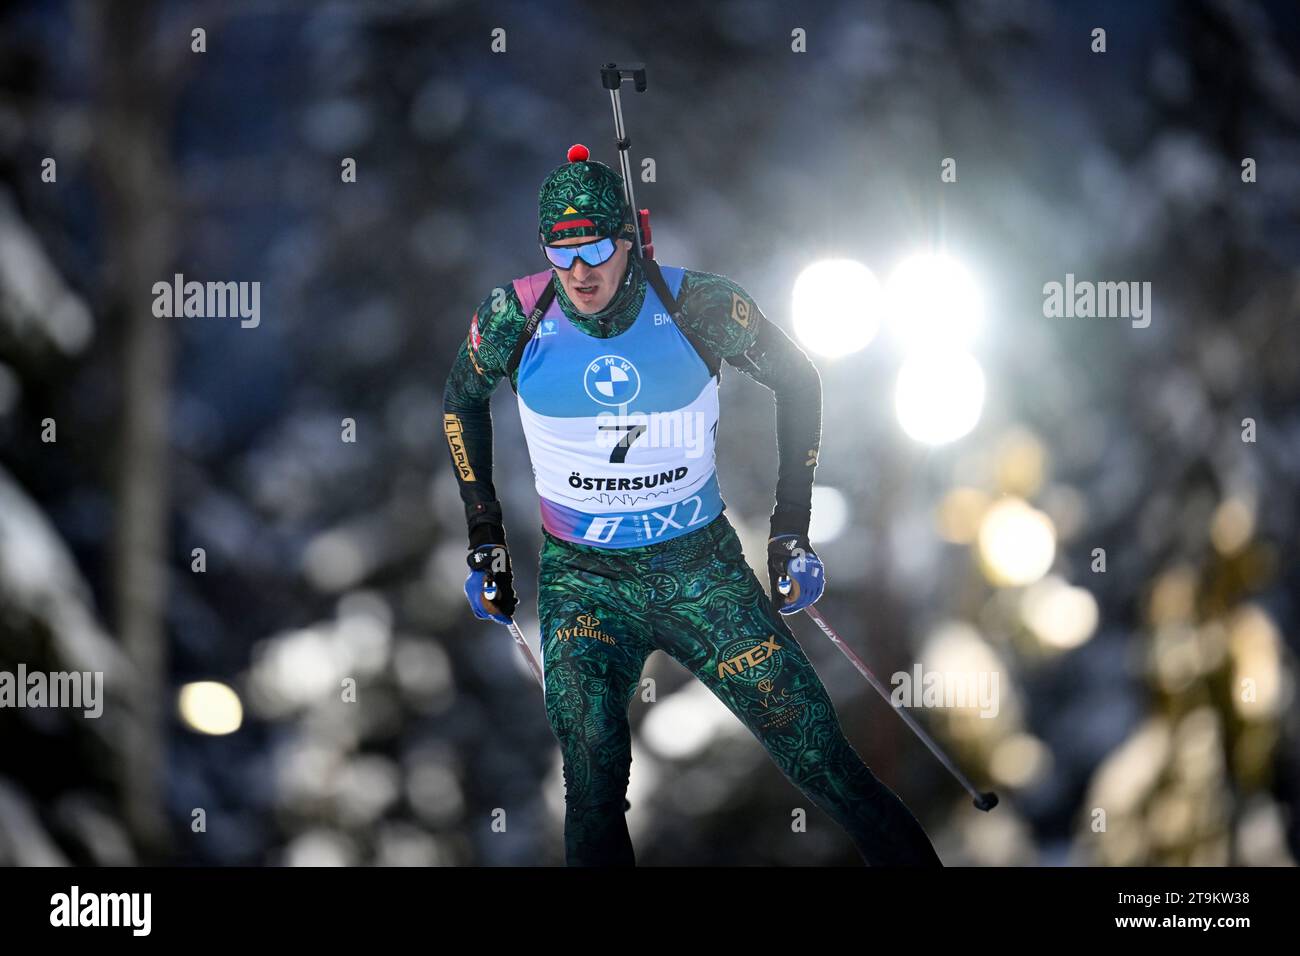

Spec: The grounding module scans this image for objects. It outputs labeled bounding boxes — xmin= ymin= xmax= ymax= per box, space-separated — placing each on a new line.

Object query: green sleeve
xmin=442 ymin=283 xmax=529 ymax=546
xmin=676 ymin=270 xmax=823 ymax=539
xmin=673 ymin=269 xmax=761 ymax=361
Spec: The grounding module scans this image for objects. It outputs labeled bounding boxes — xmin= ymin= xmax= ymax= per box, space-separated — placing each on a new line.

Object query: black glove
xmin=465 ymin=543 xmax=516 ymax=623
xmin=766 ymin=532 xmax=826 ymax=616
xmin=464 ymin=519 xmax=516 ymax=623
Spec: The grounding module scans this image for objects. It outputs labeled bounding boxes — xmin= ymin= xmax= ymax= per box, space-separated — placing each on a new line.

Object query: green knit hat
xmin=538 ymin=144 xmax=635 ymax=245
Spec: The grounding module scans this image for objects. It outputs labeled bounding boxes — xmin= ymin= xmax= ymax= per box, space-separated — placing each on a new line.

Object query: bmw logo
xmin=583 ymin=354 xmax=641 ymax=406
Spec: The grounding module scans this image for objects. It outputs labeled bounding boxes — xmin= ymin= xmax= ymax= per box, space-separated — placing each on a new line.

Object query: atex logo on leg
xmin=716 ymin=635 xmax=783 ymax=682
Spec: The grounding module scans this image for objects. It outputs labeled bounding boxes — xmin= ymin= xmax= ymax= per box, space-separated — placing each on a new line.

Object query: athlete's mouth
xmin=574 ymin=283 xmax=598 ymax=297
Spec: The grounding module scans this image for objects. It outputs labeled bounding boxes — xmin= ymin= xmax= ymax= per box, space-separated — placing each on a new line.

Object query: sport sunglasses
xmin=541 ymin=237 xmax=618 ymax=270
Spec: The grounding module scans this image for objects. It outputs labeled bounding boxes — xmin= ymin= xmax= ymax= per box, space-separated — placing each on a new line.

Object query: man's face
xmin=547 ymin=236 xmax=632 ymax=315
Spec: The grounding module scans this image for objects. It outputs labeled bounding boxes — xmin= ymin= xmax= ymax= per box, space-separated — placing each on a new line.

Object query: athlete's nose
xmin=572 ymin=259 xmax=594 ymax=282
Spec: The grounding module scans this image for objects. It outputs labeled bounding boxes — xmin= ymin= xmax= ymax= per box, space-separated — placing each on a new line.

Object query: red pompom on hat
xmin=566 ymin=143 xmax=590 ymax=162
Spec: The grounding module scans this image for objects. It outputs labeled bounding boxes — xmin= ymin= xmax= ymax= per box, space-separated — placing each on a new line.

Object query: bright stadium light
xmin=178 ymin=681 xmax=244 ymax=735
xmin=977 ymin=497 xmax=1057 ymax=587
xmin=885 ymin=253 xmax=984 ymax=352
xmin=1020 ymin=575 xmax=1099 ymax=649
xmin=641 ymin=682 xmax=740 ymax=759
xmin=894 ymin=351 xmax=985 ymax=445
xmin=791 ymin=259 xmax=882 ymax=358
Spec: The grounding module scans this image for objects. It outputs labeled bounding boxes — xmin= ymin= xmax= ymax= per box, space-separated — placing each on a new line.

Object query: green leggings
xmin=538 ymin=512 xmax=942 ymax=866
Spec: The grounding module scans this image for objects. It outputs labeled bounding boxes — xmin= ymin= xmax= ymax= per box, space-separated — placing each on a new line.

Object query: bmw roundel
xmin=583 ymin=354 xmax=641 ymax=406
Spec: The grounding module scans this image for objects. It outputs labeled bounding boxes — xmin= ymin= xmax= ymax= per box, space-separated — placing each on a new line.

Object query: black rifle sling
xmin=506 ymin=280 xmax=558 ymax=394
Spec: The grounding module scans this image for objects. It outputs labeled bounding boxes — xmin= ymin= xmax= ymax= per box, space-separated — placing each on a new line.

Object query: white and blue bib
xmin=515 ymin=266 xmax=723 ymax=548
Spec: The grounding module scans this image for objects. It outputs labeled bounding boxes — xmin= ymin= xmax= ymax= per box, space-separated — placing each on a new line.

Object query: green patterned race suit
xmin=443 ymin=254 xmax=942 ymax=865
xmin=539 ymin=513 xmax=942 ymax=866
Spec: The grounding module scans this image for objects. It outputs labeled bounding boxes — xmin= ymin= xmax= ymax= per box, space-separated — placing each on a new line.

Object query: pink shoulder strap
xmin=512 ymin=270 xmax=554 ymax=316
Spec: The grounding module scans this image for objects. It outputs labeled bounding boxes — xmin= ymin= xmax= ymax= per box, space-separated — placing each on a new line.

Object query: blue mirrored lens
xmin=543 ymin=238 xmax=616 ymax=269
xmin=576 ymin=238 xmax=616 ymax=266
xmin=542 ymin=244 xmax=578 ymax=268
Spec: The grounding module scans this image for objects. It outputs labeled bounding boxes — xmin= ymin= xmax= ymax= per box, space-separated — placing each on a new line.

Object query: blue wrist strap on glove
xmin=769 ymin=533 xmax=826 ymax=615
xmin=465 ymin=544 xmax=513 ymax=625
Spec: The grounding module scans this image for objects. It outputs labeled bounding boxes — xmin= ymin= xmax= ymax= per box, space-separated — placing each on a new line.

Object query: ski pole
xmin=504 ymin=617 xmax=544 ymax=690
xmin=783 ymin=585 xmax=999 ymax=812
xmin=483 ymin=581 xmax=544 ymax=689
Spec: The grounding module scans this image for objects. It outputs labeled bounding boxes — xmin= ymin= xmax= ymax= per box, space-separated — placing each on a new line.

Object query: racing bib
xmin=515 ymin=266 xmax=723 ymax=548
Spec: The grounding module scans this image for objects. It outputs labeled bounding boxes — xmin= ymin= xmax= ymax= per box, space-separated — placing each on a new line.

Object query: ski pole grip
xmin=601 ymin=62 xmax=648 ymax=92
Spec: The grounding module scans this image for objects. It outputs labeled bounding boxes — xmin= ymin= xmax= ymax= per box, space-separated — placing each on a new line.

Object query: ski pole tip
xmin=974 ymin=791 xmax=999 ymax=812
